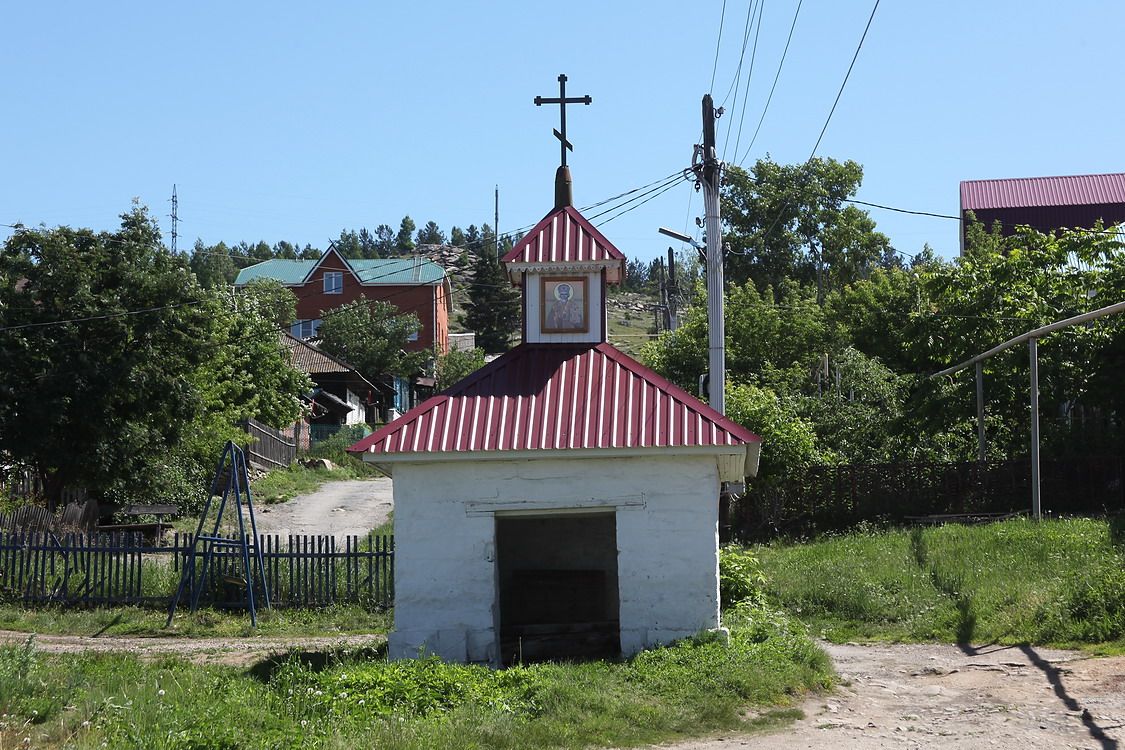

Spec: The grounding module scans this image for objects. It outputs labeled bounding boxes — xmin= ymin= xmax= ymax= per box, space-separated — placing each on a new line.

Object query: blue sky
xmin=3 ymin=1 xmax=1122 ymax=264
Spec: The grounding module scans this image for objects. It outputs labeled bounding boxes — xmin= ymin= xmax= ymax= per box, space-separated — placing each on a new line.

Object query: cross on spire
xmin=534 ymin=73 xmax=592 ymax=168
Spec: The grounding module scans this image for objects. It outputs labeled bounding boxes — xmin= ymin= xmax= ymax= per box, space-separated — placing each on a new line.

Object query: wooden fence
xmin=0 ymin=531 xmax=393 ymax=610
xmin=242 ymin=418 xmax=297 ymax=470
xmin=733 ymin=455 xmax=1125 ymax=540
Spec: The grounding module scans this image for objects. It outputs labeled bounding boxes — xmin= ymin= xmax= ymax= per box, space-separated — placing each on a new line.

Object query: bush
xmin=719 ymin=545 xmax=767 ymax=609
xmin=272 ymin=655 xmax=541 ymax=721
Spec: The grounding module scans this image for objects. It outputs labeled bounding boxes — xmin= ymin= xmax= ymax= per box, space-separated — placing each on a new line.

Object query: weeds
xmin=755 ymin=517 xmax=1125 ymax=649
xmin=0 ymin=604 xmax=829 ymax=749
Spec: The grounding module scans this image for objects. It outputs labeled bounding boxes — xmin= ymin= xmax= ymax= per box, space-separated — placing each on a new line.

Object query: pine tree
xmin=395 ymin=216 xmax=416 ymax=254
xmin=461 ymin=247 xmax=520 ymax=353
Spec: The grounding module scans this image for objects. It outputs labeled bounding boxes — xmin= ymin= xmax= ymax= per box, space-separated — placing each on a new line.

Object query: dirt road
xmin=0 ymin=630 xmax=386 ymax=667
xmin=247 ymin=478 xmax=393 ymax=539
xmin=671 ymin=641 xmax=1125 ymax=749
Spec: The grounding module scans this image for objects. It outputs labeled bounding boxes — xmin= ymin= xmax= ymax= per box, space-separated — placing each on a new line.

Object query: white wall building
xmin=350 ymin=168 xmax=761 ymax=665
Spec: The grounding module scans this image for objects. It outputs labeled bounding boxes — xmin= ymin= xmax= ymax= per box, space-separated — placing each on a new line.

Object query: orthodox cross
xmin=534 ymin=74 xmax=592 ymax=168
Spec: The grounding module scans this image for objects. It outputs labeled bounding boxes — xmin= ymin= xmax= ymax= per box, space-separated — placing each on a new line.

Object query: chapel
xmin=349 ymin=89 xmax=760 ymax=664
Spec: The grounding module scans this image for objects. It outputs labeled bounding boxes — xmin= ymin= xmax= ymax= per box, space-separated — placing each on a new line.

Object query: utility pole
xmin=694 ymin=94 xmax=726 ymax=414
xmin=494 ymin=185 xmax=500 ymax=256
xmin=657 ymin=258 xmax=670 ymax=332
xmin=666 ymin=247 xmax=678 ymax=330
xmin=170 ymin=184 xmax=179 ymax=254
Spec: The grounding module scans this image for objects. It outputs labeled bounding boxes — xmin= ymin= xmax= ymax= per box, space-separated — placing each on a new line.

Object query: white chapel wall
xmin=387 ymin=453 xmax=721 ymax=664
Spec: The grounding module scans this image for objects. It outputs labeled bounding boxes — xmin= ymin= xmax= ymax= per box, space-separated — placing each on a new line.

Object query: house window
xmin=292 ymin=319 xmax=322 ymax=339
xmin=323 ymin=272 xmax=343 ymax=294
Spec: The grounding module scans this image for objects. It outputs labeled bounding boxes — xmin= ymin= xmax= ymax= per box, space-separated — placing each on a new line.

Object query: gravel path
xmin=667 ymin=641 xmax=1125 ymax=749
xmin=0 ymin=630 xmax=386 ymax=667
xmin=247 ymin=478 xmax=393 ymax=539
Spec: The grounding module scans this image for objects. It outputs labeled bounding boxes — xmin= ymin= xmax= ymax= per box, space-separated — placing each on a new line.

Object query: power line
xmin=709 ymin=0 xmax=729 ymax=94
xmin=718 ymin=0 xmax=759 ymax=111
xmin=730 ymin=0 xmax=766 ymax=162
xmin=737 ymin=0 xmax=802 ymax=166
xmin=808 ymin=0 xmax=881 ymax=161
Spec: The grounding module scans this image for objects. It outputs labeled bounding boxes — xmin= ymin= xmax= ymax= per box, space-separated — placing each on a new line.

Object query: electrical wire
xmin=737 ymin=0 xmax=802 ymax=167
xmin=730 ymin=0 xmax=766 ymax=162
xmin=808 ymin=0 xmax=881 ymax=161
xmin=709 ymin=0 xmax=729 ymax=94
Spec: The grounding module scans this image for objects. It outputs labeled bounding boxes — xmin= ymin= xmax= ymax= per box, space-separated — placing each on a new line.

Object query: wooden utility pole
xmin=695 ymin=94 xmax=726 ymax=415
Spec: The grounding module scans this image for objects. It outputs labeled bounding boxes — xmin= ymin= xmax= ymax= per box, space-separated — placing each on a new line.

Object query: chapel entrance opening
xmin=495 ymin=511 xmax=620 ymax=664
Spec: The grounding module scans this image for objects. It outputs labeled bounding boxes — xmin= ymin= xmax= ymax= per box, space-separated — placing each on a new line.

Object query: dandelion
xmin=300 ymin=720 xmax=308 ymax=728
xmin=157 ymin=689 xmax=166 ymax=697
xmin=314 ymin=690 xmax=323 ymax=697
xmin=357 ymin=699 xmax=365 ymax=706
xmin=81 ymin=720 xmax=91 ymax=728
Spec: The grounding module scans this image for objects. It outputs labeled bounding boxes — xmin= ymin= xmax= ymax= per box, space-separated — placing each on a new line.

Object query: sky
xmin=3 ymin=1 xmax=1123 ymax=265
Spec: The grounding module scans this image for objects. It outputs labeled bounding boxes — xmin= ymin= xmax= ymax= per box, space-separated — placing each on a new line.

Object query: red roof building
xmin=960 ymin=172 xmax=1125 ymax=253
xmin=350 ymin=161 xmax=760 ymax=666
xmin=351 ymin=195 xmax=759 ymax=474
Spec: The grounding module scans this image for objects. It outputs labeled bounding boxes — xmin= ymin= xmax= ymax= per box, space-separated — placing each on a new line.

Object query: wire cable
xmin=808 ymin=0 xmax=881 ymax=161
xmin=737 ymin=0 xmax=802 ymax=167
xmin=709 ymin=0 xmax=729 ymax=94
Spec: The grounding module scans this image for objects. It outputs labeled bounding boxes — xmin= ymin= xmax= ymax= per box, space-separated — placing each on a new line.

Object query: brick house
xmin=234 ymin=247 xmax=451 ymax=355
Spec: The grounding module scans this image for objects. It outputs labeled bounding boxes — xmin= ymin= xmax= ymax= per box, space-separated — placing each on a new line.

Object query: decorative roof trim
xmin=302 ymin=246 xmax=363 ymax=287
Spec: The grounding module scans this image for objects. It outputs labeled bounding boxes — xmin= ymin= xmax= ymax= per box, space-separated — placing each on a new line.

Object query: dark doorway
xmin=496 ymin=512 xmax=620 ymax=664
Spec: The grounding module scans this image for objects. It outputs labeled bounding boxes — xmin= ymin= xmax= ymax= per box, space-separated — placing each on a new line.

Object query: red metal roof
xmin=502 ymin=206 xmax=627 ymax=267
xmin=349 ymin=343 xmax=759 ymax=457
xmin=961 ymin=173 xmax=1125 ymax=210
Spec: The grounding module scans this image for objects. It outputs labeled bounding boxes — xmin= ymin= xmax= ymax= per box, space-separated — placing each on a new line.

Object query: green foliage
xmin=274 ymin=656 xmax=539 ymax=720
xmin=460 ymin=249 xmax=520 ymax=353
xmin=722 ymin=157 xmax=891 ymax=296
xmin=415 ymin=220 xmax=445 ymax=246
xmin=718 ymin=545 xmax=767 ymax=608
xmin=395 ymin=215 xmax=417 ymax=254
xmin=0 ymin=207 xmax=223 ymax=501
xmin=435 ymin=347 xmax=486 ymax=390
xmin=0 ymin=207 xmax=311 ymax=508
xmin=725 ymin=383 xmax=826 ymax=481
xmin=0 ymin=608 xmax=831 ymax=749
xmin=756 ymin=518 xmax=1125 ymax=648
xmin=317 ymin=296 xmax=427 ymax=381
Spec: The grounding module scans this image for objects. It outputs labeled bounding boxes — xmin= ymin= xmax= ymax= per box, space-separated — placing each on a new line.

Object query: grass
xmin=0 ymin=603 xmax=831 ymax=749
xmin=251 ymin=462 xmax=375 ymax=506
xmin=0 ymin=603 xmax=392 ymax=638
xmin=753 ymin=516 xmax=1125 ymax=652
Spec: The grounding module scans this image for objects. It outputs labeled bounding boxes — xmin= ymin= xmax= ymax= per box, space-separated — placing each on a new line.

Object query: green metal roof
xmin=234 ymin=257 xmax=447 ymax=286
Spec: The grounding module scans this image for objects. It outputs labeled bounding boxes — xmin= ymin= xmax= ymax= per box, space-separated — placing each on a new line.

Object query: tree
xmin=273 ymin=240 xmax=298 ymax=259
xmin=0 ymin=205 xmax=308 ymax=505
xmin=449 ymin=226 xmax=466 ymax=247
xmin=189 ymin=240 xmax=237 ymax=289
xmin=298 ymin=243 xmax=321 ymax=260
xmin=460 ymin=248 xmax=520 ymax=353
xmin=317 ymin=296 xmax=428 ymax=382
xmin=722 ymin=157 xmax=890 ymax=301
xmin=395 ymin=216 xmax=416 ymax=254
xmin=623 ymin=258 xmax=649 ymax=292
xmin=373 ymin=224 xmax=395 ymax=258
xmin=416 ymin=221 xmax=445 ymax=245
xmin=334 ymin=229 xmax=363 ymax=259
xmin=436 ymin=347 xmax=486 ymax=390
xmin=358 ymin=228 xmax=379 ymax=259
xmin=464 ymin=225 xmax=481 ymax=251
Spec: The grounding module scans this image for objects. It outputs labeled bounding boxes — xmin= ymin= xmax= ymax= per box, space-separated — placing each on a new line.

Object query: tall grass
xmin=755 ymin=517 xmax=1125 ymax=648
xmin=0 ymin=603 xmax=831 ymax=749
